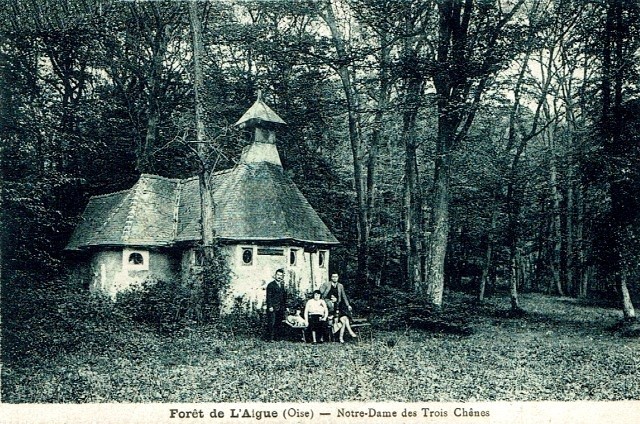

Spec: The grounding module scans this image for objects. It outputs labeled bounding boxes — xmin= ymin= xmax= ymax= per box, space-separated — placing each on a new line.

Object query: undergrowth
xmin=3 ymin=272 xmax=639 ymax=403
xmin=364 ymin=286 xmax=474 ymax=335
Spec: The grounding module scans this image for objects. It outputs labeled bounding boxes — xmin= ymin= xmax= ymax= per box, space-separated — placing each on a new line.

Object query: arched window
xmin=129 ymin=252 xmax=144 ymax=265
xmin=290 ymin=249 xmax=298 ymax=266
xmin=242 ymin=248 xmax=253 ymax=265
xmin=123 ymin=249 xmax=149 ymax=271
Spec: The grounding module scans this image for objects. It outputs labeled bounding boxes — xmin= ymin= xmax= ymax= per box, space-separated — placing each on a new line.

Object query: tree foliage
xmin=2 ymin=0 xmax=640 ymax=321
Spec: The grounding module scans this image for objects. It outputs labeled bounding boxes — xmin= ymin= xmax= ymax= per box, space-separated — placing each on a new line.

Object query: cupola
xmin=235 ymin=91 xmax=286 ymax=167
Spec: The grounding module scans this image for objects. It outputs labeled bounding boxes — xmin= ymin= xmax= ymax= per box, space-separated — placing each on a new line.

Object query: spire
xmin=234 ymin=91 xmax=286 ymax=126
xmin=236 ymin=93 xmax=284 ymax=166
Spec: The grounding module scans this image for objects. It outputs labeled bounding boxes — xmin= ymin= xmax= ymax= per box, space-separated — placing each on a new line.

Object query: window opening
xmin=129 ymin=252 xmax=144 ymax=265
xmin=194 ymin=249 xmax=206 ymax=266
xmin=123 ymin=249 xmax=149 ymax=271
xmin=318 ymin=250 xmax=327 ymax=268
xmin=242 ymin=248 xmax=253 ymax=265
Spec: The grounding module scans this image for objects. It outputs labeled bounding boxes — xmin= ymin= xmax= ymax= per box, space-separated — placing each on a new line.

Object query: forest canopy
xmin=2 ymin=0 xmax=640 ymax=318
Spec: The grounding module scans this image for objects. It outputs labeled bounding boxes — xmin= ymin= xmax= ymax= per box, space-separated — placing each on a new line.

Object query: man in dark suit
xmin=266 ymin=268 xmax=287 ymax=341
xmin=320 ymin=272 xmax=352 ymax=319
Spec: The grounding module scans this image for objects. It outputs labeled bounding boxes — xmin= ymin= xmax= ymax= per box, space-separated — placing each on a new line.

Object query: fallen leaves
xmin=4 ymin=293 xmax=640 ymax=402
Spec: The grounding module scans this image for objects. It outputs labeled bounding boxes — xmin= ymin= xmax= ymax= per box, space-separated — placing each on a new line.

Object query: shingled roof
xmin=66 ymin=176 xmax=182 ymax=250
xmin=67 ymin=96 xmax=337 ymax=251
xmin=66 ymin=161 xmax=338 ymax=250
xmin=234 ymin=94 xmax=286 ymax=127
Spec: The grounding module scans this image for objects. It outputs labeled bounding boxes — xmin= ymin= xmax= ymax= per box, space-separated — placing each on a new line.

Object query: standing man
xmin=266 ymin=268 xmax=287 ymax=341
xmin=320 ymin=272 xmax=352 ymax=319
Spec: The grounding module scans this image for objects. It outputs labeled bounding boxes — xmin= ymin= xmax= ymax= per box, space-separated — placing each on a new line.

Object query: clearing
xmin=3 ymin=293 xmax=639 ymax=402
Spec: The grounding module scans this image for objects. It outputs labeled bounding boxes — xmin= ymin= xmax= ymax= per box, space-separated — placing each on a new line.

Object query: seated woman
xmin=304 ymin=290 xmax=328 ymax=344
xmin=328 ymin=294 xmax=357 ymax=343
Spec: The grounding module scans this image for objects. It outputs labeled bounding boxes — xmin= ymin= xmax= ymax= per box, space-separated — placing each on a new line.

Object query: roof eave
xmin=65 ymin=242 xmax=177 ymax=251
xmin=215 ymin=237 xmax=340 ymax=246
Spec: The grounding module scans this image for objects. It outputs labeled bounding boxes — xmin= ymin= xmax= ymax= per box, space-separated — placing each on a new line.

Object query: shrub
xmin=114 ymin=278 xmax=193 ymax=333
xmin=216 ymin=296 xmax=264 ymax=337
xmin=186 ymin=245 xmax=232 ymax=321
xmin=2 ymin=271 xmax=126 ymax=364
xmin=364 ymin=286 xmax=473 ymax=335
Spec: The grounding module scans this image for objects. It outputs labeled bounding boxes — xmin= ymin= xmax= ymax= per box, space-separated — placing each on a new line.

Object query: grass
xmin=3 ymin=292 xmax=640 ymax=403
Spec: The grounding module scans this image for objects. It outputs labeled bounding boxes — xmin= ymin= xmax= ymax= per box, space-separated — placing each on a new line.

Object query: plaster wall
xmin=88 ymin=245 xmax=330 ymax=310
xmin=223 ymin=244 xmax=330 ymax=313
xmin=90 ymin=249 xmax=178 ymax=297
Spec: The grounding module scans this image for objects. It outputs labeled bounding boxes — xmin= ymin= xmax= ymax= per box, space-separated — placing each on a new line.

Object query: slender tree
xmin=319 ymin=0 xmax=370 ymax=287
xmin=598 ymin=0 xmax=639 ymax=320
xmin=424 ymin=0 xmax=527 ymax=306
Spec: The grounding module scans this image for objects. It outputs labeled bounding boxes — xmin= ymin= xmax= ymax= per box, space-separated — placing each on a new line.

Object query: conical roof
xmin=175 ymin=162 xmax=338 ymax=244
xmin=66 ymin=166 xmax=339 ymax=249
xmin=234 ymin=93 xmax=286 ymax=127
xmin=67 ymin=96 xmax=337 ymax=250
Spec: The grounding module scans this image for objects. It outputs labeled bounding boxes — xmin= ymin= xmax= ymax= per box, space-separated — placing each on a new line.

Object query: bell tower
xmin=234 ymin=91 xmax=287 ymax=167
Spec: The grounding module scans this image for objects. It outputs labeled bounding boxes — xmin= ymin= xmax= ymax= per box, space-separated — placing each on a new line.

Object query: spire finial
xmin=234 ymin=92 xmax=286 ymax=127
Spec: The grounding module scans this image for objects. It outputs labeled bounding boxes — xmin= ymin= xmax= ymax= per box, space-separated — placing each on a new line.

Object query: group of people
xmin=265 ymin=269 xmax=358 ymax=344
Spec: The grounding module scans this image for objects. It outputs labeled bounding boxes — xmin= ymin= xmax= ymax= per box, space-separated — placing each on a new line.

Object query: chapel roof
xmin=67 ymin=97 xmax=337 ymax=250
xmin=66 ymin=163 xmax=338 ymax=250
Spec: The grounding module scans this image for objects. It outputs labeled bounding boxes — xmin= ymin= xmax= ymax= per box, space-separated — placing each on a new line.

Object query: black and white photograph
xmin=2 ymin=0 xmax=640 ymax=422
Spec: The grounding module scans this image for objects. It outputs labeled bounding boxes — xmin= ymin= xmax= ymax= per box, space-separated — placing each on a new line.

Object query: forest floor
xmin=3 ymin=292 xmax=640 ymax=403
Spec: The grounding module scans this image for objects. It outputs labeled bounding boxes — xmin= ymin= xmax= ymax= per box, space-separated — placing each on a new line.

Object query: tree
xmin=1 ymin=0 xmax=108 ymax=276
xmin=424 ymin=0 xmax=527 ymax=306
xmin=188 ymin=1 xmax=216 ymax=252
xmin=597 ymin=0 xmax=640 ymax=320
xmin=319 ymin=0 xmax=371 ymax=287
xmin=101 ymin=1 xmax=191 ymax=174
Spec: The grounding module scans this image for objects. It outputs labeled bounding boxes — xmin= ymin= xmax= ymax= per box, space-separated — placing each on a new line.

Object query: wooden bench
xmin=351 ymin=317 xmax=370 ymax=328
xmin=350 ymin=317 xmax=372 ymax=341
xmin=283 ymin=320 xmax=307 ymax=342
xmin=283 ymin=317 xmax=371 ymax=343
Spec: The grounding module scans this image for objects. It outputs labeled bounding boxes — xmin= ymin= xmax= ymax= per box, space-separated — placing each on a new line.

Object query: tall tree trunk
xmin=188 ymin=1 xmax=215 ymax=250
xmin=402 ymin=76 xmax=423 ymax=291
xmin=565 ymin=175 xmax=575 ymax=296
xmin=479 ymin=202 xmax=498 ymax=302
xmin=140 ymin=111 xmax=159 ymax=173
xmin=138 ymin=5 xmax=169 ymax=174
xmin=509 ymin=246 xmax=521 ymax=310
xmin=425 ymin=113 xmax=453 ymax=306
xmin=367 ymin=31 xmax=391 ymax=235
xmin=601 ymin=0 xmax=636 ymax=319
xmin=619 ymin=270 xmax=636 ymax=320
xmin=576 ymin=183 xmax=587 ymax=297
xmin=368 ymin=31 xmax=391 ymax=288
xmin=549 ymin=147 xmax=564 ymax=296
xmin=421 ymin=0 xmax=526 ymax=306
xmin=559 ymin=40 xmax=587 ymax=299
xmin=532 ymin=193 xmax=547 ymax=291
xmin=189 ymin=0 xmax=218 ymax=319
xmin=507 ymin=199 xmax=522 ymax=311
xmin=321 ymin=1 xmax=369 ymax=287
xmin=403 ymin=158 xmax=414 ymax=290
